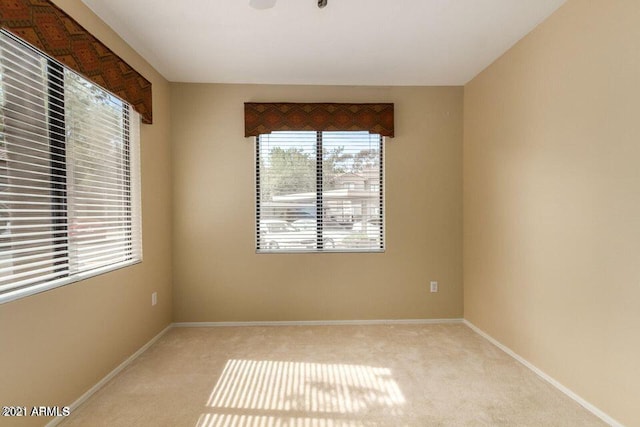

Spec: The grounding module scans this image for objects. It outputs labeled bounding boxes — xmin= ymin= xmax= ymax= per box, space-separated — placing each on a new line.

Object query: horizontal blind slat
xmin=0 ymin=257 xmax=69 ymax=276
xmin=0 ymin=250 xmax=69 ymax=267
xmin=0 ymin=271 xmax=68 ymax=294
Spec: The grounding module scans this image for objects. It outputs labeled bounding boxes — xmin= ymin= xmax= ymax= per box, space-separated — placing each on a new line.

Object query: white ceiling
xmin=81 ymin=0 xmax=566 ymax=86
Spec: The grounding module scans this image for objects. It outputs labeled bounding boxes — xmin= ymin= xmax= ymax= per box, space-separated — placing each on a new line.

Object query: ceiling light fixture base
xmin=249 ymin=0 xmax=277 ymax=10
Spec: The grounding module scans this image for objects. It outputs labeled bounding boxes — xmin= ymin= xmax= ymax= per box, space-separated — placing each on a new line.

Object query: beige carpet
xmin=60 ymin=324 xmax=605 ymax=426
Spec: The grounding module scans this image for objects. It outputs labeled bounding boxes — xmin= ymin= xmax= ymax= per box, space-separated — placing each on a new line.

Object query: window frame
xmin=0 ymin=31 xmax=142 ymax=304
xmin=255 ymin=130 xmax=385 ymax=254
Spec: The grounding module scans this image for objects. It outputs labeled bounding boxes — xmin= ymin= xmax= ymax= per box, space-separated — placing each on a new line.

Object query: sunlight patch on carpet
xmin=196 ymin=359 xmax=406 ymax=426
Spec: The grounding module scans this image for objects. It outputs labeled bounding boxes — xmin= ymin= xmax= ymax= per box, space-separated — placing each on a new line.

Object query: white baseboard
xmin=172 ymin=318 xmax=464 ymax=327
xmin=463 ymin=320 xmax=622 ymax=427
xmin=45 ymin=324 xmax=172 ymax=427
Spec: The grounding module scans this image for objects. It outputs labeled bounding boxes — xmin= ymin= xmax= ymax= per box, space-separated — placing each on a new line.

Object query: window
xmin=256 ymin=131 xmax=384 ymax=252
xmin=0 ymin=31 xmax=142 ymax=303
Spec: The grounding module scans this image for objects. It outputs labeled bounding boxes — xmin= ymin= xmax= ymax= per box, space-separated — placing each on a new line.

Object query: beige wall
xmin=171 ymin=84 xmax=462 ymax=322
xmin=0 ymin=1 xmax=173 ymax=426
xmin=464 ymin=0 xmax=640 ymax=425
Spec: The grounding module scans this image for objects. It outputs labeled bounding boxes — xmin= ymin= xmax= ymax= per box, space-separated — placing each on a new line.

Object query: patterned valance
xmin=1 ymin=0 xmax=153 ymax=124
xmin=244 ymin=103 xmax=394 ymax=137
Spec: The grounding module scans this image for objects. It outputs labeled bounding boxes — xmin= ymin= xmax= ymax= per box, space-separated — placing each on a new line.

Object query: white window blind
xmin=256 ymin=131 xmax=384 ymax=252
xmin=0 ymin=31 xmax=142 ymax=303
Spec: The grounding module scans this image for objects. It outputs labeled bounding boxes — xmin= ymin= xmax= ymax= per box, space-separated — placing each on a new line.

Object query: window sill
xmin=256 ymin=249 xmax=385 ymax=254
xmin=0 ymin=259 xmax=142 ymax=305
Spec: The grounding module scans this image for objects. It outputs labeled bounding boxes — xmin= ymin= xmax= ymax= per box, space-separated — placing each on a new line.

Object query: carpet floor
xmin=60 ymin=324 xmax=605 ymax=426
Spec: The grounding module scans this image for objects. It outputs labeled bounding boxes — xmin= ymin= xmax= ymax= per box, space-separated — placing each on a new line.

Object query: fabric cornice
xmin=244 ymin=103 xmax=394 ymax=137
xmin=0 ymin=0 xmax=153 ymax=124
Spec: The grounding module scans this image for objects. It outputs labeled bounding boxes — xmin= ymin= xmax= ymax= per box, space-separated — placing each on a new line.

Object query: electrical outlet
xmin=151 ymin=292 xmax=157 ymax=306
xmin=430 ymin=281 xmax=438 ymax=293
